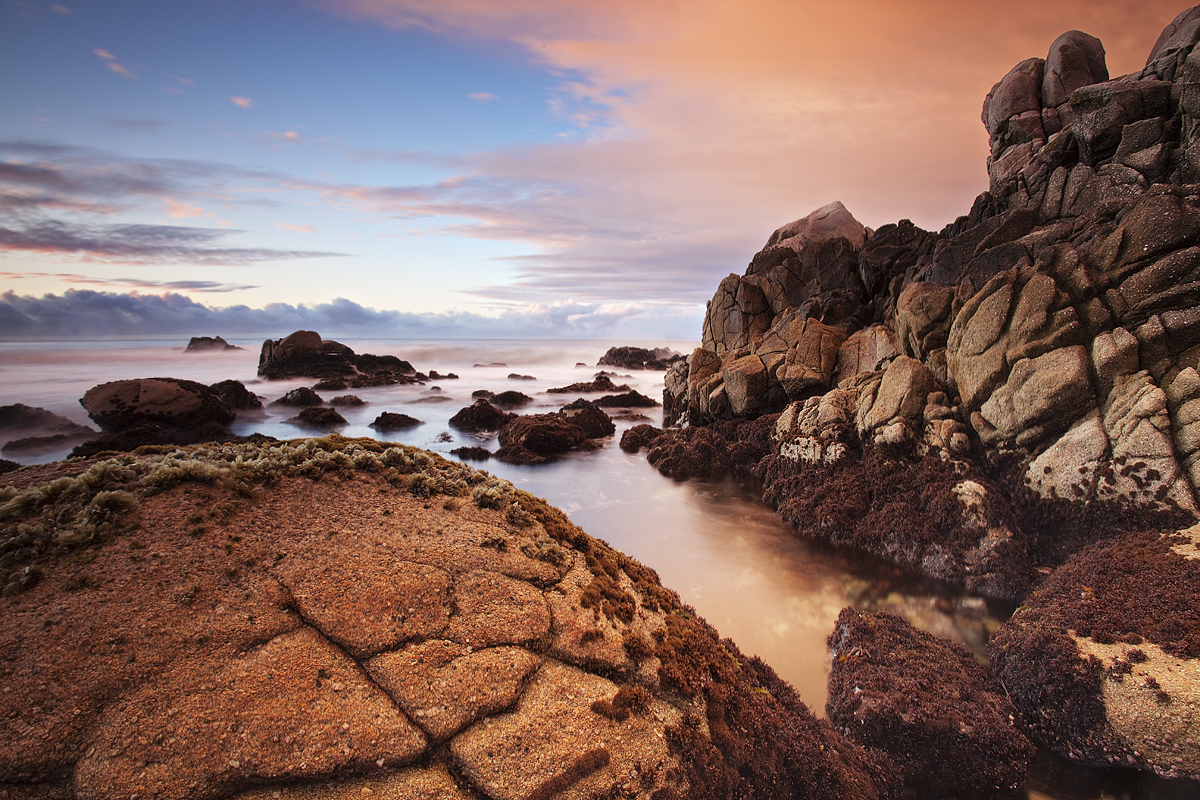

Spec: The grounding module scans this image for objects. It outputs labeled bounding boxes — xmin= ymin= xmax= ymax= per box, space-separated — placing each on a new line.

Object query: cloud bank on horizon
xmin=0 ymin=0 xmax=1189 ymax=340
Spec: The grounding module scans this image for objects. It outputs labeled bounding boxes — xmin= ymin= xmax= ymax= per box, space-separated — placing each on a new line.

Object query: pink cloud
xmin=230 ymin=96 xmax=255 ymax=108
xmin=276 ymin=222 xmax=317 ymax=233
xmin=93 ymin=47 xmax=137 ymax=79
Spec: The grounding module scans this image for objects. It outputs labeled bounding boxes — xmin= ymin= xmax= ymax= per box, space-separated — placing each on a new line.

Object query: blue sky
xmin=0 ymin=0 xmax=1187 ymax=339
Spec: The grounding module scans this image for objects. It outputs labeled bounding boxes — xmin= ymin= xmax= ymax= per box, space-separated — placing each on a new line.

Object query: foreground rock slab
xmin=0 ymin=437 xmax=895 ymax=800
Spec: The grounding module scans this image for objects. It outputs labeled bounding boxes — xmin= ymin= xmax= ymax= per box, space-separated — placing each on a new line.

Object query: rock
xmin=721 ymin=354 xmax=769 ymax=417
xmin=494 ymin=401 xmax=614 ymax=464
xmin=597 ymin=346 xmax=682 ymax=370
xmin=547 ymin=375 xmax=629 ymax=394
xmin=593 ymin=390 xmax=659 ymax=408
xmin=328 ymin=394 xmax=366 ymax=407
xmin=185 ymin=335 xmax=242 ymax=352
xmin=827 ymin=608 xmax=1033 ymax=796
xmin=81 ymin=378 xmax=235 ymax=433
xmin=0 ymin=404 xmax=96 ymax=453
xmin=370 ymin=412 xmax=423 ymax=431
xmin=619 ymin=424 xmax=665 ymax=453
xmin=209 ymin=380 xmax=262 ymax=411
xmin=271 ymin=387 xmax=324 ymax=407
xmin=894 ymin=282 xmax=954 ymax=360
xmin=449 ymin=399 xmax=515 ymax=432
xmin=856 ymin=356 xmax=940 ymax=443
xmin=992 ymin=524 xmax=1200 ymax=780
xmin=290 ymin=407 xmax=347 ymax=427
xmin=449 ymin=446 xmax=490 ymax=460
xmin=490 ymin=390 xmax=534 ymax=407
xmin=258 ymin=330 xmax=414 ymax=382
xmin=0 ymin=437 xmax=894 ymax=800
xmin=1042 ymin=30 xmax=1108 ymax=109
xmin=836 ymin=325 xmax=900 ymax=383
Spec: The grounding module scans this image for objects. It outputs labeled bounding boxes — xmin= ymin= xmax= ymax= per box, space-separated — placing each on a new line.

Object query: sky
xmin=0 ymin=0 xmax=1191 ymax=340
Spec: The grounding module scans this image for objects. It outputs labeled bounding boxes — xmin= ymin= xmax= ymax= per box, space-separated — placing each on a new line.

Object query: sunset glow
xmin=0 ymin=0 xmax=1187 ymax=338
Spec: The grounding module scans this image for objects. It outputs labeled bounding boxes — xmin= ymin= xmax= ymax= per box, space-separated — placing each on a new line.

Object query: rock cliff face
xmin=648 ymin=5 xmax=1200 ymax=782
xmin=0 ymin=437 xmax=895 ymax=800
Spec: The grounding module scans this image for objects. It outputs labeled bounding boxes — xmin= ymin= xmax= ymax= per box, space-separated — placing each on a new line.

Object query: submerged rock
xmin=0 ymin=437 xmax=896 ymax=800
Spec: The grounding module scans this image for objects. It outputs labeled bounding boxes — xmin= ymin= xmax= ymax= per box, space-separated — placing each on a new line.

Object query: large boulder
xmin=0 ymin=437 xmax=896 ymax=800
xmin=80 ymin=378 xmax=235 ymax=433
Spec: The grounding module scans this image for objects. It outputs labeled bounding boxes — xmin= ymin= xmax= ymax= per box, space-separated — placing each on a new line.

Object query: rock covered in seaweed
xmin=827 ymin=608 xmax=1033 ymax=797
xmin=991 ymin=523 xmax=1200 ymax=780
xmin=0 ymin=437 xmax=897 ymax=800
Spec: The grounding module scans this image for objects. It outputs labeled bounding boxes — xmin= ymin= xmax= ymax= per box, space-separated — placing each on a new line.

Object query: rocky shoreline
xmin=4 ymin=6 xmax=1200 ymax=799
xmin=619 ymin=4 xmax=1200 ymax=789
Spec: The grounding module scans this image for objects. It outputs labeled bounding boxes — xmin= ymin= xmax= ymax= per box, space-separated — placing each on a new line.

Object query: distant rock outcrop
xmin=258 ymin=330 xmax=415 ymax=383
xmin=185 ymin=335 xmax=242 ymax=352
xmin=0 ymin=437 xmax=896 ymax=799
xmin=0 ymin=404 xmax=96 ymax=455
xmin=598 ymin=346 xmax=684 ymax=371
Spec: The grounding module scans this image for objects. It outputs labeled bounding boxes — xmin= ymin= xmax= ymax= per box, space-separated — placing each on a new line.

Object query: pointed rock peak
xmin=765 ymin=201 xmax=866 ymax=254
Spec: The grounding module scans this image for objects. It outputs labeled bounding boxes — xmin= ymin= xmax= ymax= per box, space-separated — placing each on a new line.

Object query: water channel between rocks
xmin=1 ymin=337 xmax=1194 ymax=799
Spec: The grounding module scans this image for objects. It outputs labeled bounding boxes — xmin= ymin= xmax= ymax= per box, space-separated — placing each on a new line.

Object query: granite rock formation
xmin=645 ymin=5 xmax=1200 ymax=782
xmin=0 ymin=437 xmax=896 ymax=800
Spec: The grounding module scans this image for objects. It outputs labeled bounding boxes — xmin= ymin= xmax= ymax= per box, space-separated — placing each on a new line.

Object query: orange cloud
xmin=320 ymin=0 xmax=1185 ymax=232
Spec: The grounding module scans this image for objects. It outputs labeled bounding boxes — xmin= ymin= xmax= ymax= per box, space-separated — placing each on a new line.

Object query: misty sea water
xmin=0 ymin=336 xmax=1195 ymax=799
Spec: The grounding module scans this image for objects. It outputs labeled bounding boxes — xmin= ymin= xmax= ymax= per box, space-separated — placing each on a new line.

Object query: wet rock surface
xmin=0 ymin=437 xmax=896 ymax=800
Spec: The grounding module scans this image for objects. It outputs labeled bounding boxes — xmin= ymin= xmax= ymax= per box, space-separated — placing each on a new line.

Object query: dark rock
xmin=471 ymin=389 xmax=496 ymax=400
xmin=2 ymin=433 xmax=76 ymax=454
xmin=312 ymin=378 xmax=347 ymax=391
xmin=68 ymin=421 xmax=266 ymax=458
xmin=80 ymin=378 xmax=235 ymax=433
xmin=598 ymin=346 xmax=683 ymax=370
xmin=369 ymin=412 xmax=423 ymax=432
xmin=646 ymin=426 xmax=732 ymax=481
xmin=290 ymin=407 xmax=347 ymax=427
xmin=473 ymin=362 xmax=506 ymax=368
xmin=493 ymin=401 xmax=615 ymax=465
xmin=547 ymin=375 xmax=629 ymax=394
xmin=449 ymin=400 xmax=515 ymax=432
xmin=0 ymin=459 xmax=19 ymax=475
xmin=507 ymin=373 xmax=536 ymax=381
xmin=593 ymin=390 xmax=659 ymax=408
xmin=827 ymin=608 xmax=1033 ymax=796
xmin=329 ymin=395 xmax=366 ymax=407
xmin=428 ymin=370 xmax=458 ymax=380
xmin=449 ymin=446 xmax=491 ymax=460
xmin=258 ymin=330 xmax=414 ymax=381
xmin=491 ymin=391 xmax=533 ymax=407
xmin=619 ymin=424 xmax=664 ymax=453
xmin=185 ymin=336 xmax=242 ymax=352
xmin=0 ymin=404 xmax=96 ymax=450
xmin=557 ymin=399 xmax=616 ymax=439
xmin=209 ymin=380 xmax=262 ymax=411
xmin=270 ymin=387 xmax=324 ymax=407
